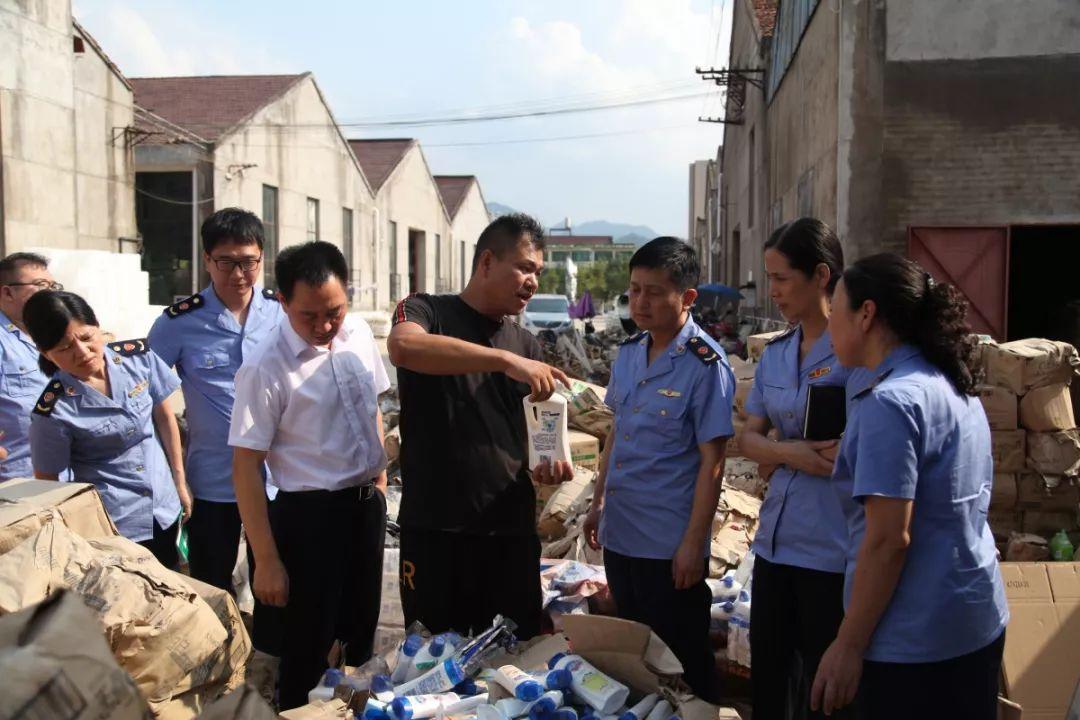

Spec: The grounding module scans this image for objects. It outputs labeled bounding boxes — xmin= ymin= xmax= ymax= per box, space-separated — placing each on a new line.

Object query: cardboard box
xmin=0 ymin=521 xmax=228 ymax=705
xmin=563 ymin=380 xmax=613 ymax=443
xmin=1021 ymin=509 xmax=1079 ymax=537
xmin=278 ymin=699 xmax=350 ymax=719
xmin=538 ymin=466 xmax=596 ymax=540
xmin=993 ymin=430 xmax=1028 ymax=474
xmin=1017 ymin=474 xmax=1080 ymax=512
xmin=1006 ymin=533 xmax=1051 ymax=562
xmin=569 ymin=429 xmax=601 ymax=471
xmin=1026 ymin=430 xmax=1080 ymax=476
xmin=982 ymin=339 xmax=1080 ymax=395
xmin=0 ymin=478 xmax=118 ymax=555
xmin=747 ymin=330 xmax=786 ymax=362
xmin=993 ymin=474 xmax=1019 ymax=511
xmin=533 ymin=481 xmax=559 ymax=521
xmin=0 ymin=590 xmax=151 ymax=719
xmin=384 ymin=425 xmax=401 ymax=464
xmin=1000 ymin=562 xmax=1080 ymax=720
xmin=1019 ymin=382 xmax=1077 ymax=432
xmin=979 ymin=385 xmax=1020 ymax=431
xmin=192 ymin=684 xmax=276 ymax=720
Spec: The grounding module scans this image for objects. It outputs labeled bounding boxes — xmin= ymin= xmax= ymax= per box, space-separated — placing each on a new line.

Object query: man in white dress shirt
xmin=230 ymin=241 xmax=389 ymax=709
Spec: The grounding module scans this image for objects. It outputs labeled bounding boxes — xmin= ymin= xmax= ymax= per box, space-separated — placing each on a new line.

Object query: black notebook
xmin=803 ymin=384 xmax=846 ymax=441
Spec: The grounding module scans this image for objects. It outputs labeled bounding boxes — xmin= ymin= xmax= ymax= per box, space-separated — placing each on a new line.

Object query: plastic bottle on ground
xmin=393 ymin=635 xmax=426 ymax=683
xmin=618 ymin=693 xmax=659 ymax=720
xmin=548 ymin=654 xmax=630 ymax=714
xmin=394 ymin=658 xmax=467 ymax=697
xmin=410 ymin=635 xmax=450 ymax=679
xmin=1050 ymin=529 xmax=1075 ymax=561
xmin=642 ymin=700 xmax=671 ymax=720
xmin=309 ymin=668 xmax=345 ymax=704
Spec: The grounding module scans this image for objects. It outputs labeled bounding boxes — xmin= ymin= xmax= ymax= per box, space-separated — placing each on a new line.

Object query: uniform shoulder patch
xmin=33 ymin=379 xmax=65 ymax=416
xmin=109 ymin=338 xmax=149 ymax=357
xmin=687 ymin=336 xmax=720 ymax=364
xmin=621 ymin=331 xmax=647 ymax=345
xmin=765 ymin=325 xmax=798 ymax=346
xmin=164 ymin=293 xmax=204 ymax=318
xmin=262 ymin=288 xmax=278 ymax=301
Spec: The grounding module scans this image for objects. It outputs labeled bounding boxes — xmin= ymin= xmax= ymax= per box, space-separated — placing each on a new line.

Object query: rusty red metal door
xmin=908 ymin=226 xmax=1010 ymax=340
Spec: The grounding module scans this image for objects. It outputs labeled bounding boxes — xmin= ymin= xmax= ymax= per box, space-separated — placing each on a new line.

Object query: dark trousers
xmin=858 ymin=631 xmax=1005 ymax=720
xmin=603 ymin=548 xmax=718 ymax=704
xmin=750 ymin=555 xmax=850 ymax=720
xmin=187 ymin=498 xmax=242 ymax=592
xmin=271 ymin=485 xmax=386 ymax=710
xmin=399 ymin=529 xmax=542 ymax=641
xmin=139 ymin=519 xmax=179 ymax=570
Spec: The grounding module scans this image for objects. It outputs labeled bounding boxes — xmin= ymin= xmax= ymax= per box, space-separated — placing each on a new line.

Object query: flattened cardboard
xmin=1026 ymin=430 xmax=1080 ymax=476
xmin=980 ymin=385 xmax=1020 ymax=431
xmin=0 ymin=522 xmax=227 ymax=704
xmin=564 ymin=381 xmax=613 ymax=443
xmin=1000 ymin=562 xmax=1080 ymax=720
xmin=0 ymin=478 xmax=117 ymax=555
xmin=993 ymin=430 xmax=1028 ymax=474
xmin=0 ymin=590 xmax=151 ymax=720
xmin=1017 ymin=474 xmax=1080 ymax=512
xmin=538 ymin=466 xmax=596 ymax=540
xmin=747 ymin=331 xmax=785 ymax=362
xmin=278 ymin=699 xmax=349 ymax=719
xmin=1020 ymin=383 xmax=1077 ymax=432
xmin=982 ymin=339 xmax=1080 ymax=395
xmin=993 ymin=474 xmax=1019 ymax=511
xmin=193 ymin=684 xmax=276 ymax=720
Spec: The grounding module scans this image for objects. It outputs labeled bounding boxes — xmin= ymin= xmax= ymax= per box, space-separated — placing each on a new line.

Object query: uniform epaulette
xmin=164 ymin=293 xmax=204 ymax=318
xmin=622 ymin=331 xmax=647 ymax=345
xmin=33 ymin=379 xmax=64 ymax=416
xmin=262 ymin=288 xmax=278 ymax=301
xmin=109 ymin=338 xmax=150 ymax=357
xmin=687 ymin=336 xmax=720 ymax=364
xmin=766 ymin=325 xmax=798 ymax=346
xmin=853 ymin=368 xmax=895 ymax=400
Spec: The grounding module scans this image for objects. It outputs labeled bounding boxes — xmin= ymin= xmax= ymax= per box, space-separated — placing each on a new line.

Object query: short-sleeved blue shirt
xmin=147 ymin=286 xmax=283 ymax=502
xmin=745 ymin=327 xmax=865 ymax=573
xmin=29 ymin=343 xmax=183 ymax=542
xmin=0 ymin=311 xmax=52 ymax=481
xmin=600 ymin=317 xmax=735 ymax=560
xmin=833 ymin=345 xmax=1009 ymax=663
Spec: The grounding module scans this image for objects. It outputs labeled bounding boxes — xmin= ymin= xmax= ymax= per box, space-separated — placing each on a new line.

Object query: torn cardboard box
xmin=0 ymin=477 xmax=117 ymax=555
xmin=0 ymin=522 xmax=228 ymax=706
xmin=384 ymin=426 xmax=401 ymax=465
xmin=192 ymin=684 xmax=276 ymax=720
xmin=1020 ymin=382 xmax=1077 ymax=432
xmin=992 ymin=430 xmax=1027 ymax=474
xmin=569 ymin=430 xmax=602 ymax=471
xmin=747 ymin=331 xmax=786 ymax=362
xmin=978 ymin=385 xmax=1019 ymax=431
xmin=1005 ymin=533 xmax=1051 ymax=562
xmin=1000 ymin=562 xmax=1080 ymax=720
xmin=1027 ymin=430 xmax=1080 ymax=476
xmin=563 ymin=380 xmax=613 ymax=443
xmin=538 ymin=467 xmax=596 ymax=540
xmin=982 ymin=339 xmax=1080 ymax=395
xmin=278 ymin=699 xmax=350 ymax=720
xmin=1017 ymin=474 xmax=1080 ymax=513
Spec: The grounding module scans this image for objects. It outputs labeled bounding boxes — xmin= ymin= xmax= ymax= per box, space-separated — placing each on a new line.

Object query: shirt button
xmin=660 ymin=409 xmax=668 ymax=416
xmin=638 ymin=380 xmax=646 ymax=386
xmin=633 ymin=407 xmax=640 ymax=413
xmin=135 ymin=465 xmax=144 ymax=472
xmin=786 ymin=412 xmax=794 ymax=419
xmin=623 ymin=434 xmax=630 ymax=441
xmin=142 ymin=490 xmax=150 ymax=497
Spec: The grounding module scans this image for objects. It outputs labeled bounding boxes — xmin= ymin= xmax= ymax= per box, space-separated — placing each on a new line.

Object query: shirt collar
xmin=852 ymin=343 xmax=921 ymax=398
xmin=280 ymin=317 xmax=350 ymax=358
xmin=668 ymin=315 xmax=700 ymax=356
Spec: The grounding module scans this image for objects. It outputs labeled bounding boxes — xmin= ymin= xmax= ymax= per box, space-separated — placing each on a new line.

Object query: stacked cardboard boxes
xmin=980 ymin=340 xmax=1080 ymax=545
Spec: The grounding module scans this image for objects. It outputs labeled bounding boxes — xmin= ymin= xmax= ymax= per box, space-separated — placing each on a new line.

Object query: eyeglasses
xmin=4 ymin=280 xmax=63 ymax=291
xmin=211 ymin=256 xmax=262 ymax=273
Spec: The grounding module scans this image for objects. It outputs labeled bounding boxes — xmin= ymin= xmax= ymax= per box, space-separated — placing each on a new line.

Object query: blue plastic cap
xmin=722 ymin=575 xmax=734 ymax=587
xmin=547 ymin=652 xmax=567 ymax=670
xmin=618 ymin=712 xmax=635 ymax=720
xmin=528 ymin=697 xmax=557 ymax=720
xmin=444 ymin=658 xmax=467 ymax=686
xmin=403 ymin=634 xmax=424 ymax=656
xmin=552 ymin=709 xmax=579 ymax=720
xmin=390 ymin=698 xmax=413 ymax=720
xmin=430 ymin=635 xmax=447 ymax=657
xmin=545 ymin=669 xmax=572 ymax=690
xmin=516 ymin=679 xmax=545 ymax=702
xmin=323 ymin=668 xmax=344 ymax=687
xmin=738 ymin=590 xmax=750 ymax=602
xmin=454 ymin=678 xmax=479 ymax=696
xmin=371 ymin=674 xmax=394 ymax=693
xmin=364 ymin=708 xmax=390 ymax=720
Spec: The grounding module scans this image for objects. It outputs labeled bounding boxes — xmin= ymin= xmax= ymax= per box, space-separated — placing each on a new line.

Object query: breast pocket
xmin=2 ymin=366 xmax=42 ymax=398
xmin=761 ymin=382 xmax=794 ymax=433
xmin=192 ymin=351 xmax=233 ymax=378
xmin=645 ymin=396 xmax=690 ymax=445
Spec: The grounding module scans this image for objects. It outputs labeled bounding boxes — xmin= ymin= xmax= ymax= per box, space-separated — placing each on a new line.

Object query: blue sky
xmin=73 ymin=1 xmax=732 ymax=236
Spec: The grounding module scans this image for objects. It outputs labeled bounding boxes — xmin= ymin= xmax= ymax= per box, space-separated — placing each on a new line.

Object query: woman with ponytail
xmin=811 ymin=254 xmax=1008 ymax=719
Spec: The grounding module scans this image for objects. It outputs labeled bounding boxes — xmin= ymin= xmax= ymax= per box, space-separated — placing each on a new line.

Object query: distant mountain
xmin=616 ymin=232 xmax=653 ymax=247
xmin=573 ymin=220 xmax=658 ymax=240
xmin=486 ymin=201 xmax=519 ymax=217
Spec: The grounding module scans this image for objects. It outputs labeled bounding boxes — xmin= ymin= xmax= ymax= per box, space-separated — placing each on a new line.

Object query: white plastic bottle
xmin=618 ymin=693 xmax=659 ymax=720
xmin=642 ymin=700 xmax=671 ymax=720
xmin=390 ymin=692 xmax=489 ymax=720
xmin=409 ymin=635 xmax=450 ymax=680
xmin=309 ymin=668 xmax=344 ymax=704
xmin=548 ymin=653 xmax=630 ymax=714
xmin=494 ymin=664 xmax=546 ymax=702
xmin=524 ymin=394 xmax=572 ymax=470
xmin=527 ymin=690 xmax=567 ymax=720
xmin=392 ymin=634 xmax=426 ymax=683
xmin=395 ymin=658 xmax=467 ymax=697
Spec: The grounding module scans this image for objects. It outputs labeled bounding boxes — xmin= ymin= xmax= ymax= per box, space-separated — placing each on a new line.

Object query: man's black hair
xmin=628 ymin=236 xmax=700 ymax=291
xmin=201 ymin=207 xmax=265 ymax=255
xmin=275 ymin=241 xmax=348 ymax=302
xmin=472 ymin=212 xmax=546 ymax=272
xmin=0 ymin=252 xmax=49 ymax=285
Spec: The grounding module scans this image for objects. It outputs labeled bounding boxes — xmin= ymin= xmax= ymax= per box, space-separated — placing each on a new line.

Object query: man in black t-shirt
xmin=387 ymin=213 xmax=573 ymax=639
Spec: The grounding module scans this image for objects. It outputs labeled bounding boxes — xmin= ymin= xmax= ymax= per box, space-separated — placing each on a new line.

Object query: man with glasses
xmin=148 ymin=208 xmax=284 ymax=593
xmin=0 ymin=253 xmax=62 ymax=481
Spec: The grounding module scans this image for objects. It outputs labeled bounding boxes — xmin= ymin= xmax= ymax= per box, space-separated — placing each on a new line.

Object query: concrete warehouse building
xmin=434 ymin=175 xmax=492 ymax=290
xmin=718 ymin=0 xmax=1080 ymax=346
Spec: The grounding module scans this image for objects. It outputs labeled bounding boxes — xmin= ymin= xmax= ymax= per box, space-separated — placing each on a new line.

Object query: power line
xmin=423 ymin=123 xmax=698 ymax=148
xmin=134 ymin=186 xmax=216 ymax=206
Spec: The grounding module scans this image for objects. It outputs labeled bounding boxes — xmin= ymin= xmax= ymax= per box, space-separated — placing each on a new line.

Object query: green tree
xmin=538 ymin=268 xmax=566 ymax=296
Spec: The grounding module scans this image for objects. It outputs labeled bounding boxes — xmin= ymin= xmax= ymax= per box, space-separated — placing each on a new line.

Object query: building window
xmin=342 ymin=207 xmax=354 ymax=290
xmin=552 ymin=251 xmax=570 ymax=262
xmin=593 ymin=251 xmax=613 ymax=262
xmin=306 ymin=198 xmax=320 ymax=241
xmin=748 ymin=128 xmax=755 ymax=229
xmin=388 ymin=219 xmax=399 ymax=300
xmin=262 ymin=185 xmax=278 ymax=288
xmin=571 ymin=250 xmax=592 ymax=263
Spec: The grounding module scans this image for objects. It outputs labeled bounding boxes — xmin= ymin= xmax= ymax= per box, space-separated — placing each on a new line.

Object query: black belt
xmin=275 ymin=483 xmax=378 ymax=504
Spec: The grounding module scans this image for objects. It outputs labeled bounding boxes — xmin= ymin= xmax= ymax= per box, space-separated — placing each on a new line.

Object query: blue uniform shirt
xmin=833 ymin=345 xmax=1009 ymax=663
xmin=0 ymin=311 xmax=51 ymax=481
xmin=745 ymin=327 xmax=864 ymax=574
xmin=29 ymin=342 xmax=183 ymax=543
xmin=147 ymin=286 xmax=283 ymax=502
xmin=600 ymin=317 xmax=736 ymax=560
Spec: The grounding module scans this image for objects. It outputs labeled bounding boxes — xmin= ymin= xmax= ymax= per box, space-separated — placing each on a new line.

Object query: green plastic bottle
xmin=1049 ymin=530 xmax=1074 ymax=562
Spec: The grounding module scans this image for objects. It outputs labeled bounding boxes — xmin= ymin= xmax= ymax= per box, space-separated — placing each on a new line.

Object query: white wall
xmin=449 ymin=181 xmax=491 ymax=290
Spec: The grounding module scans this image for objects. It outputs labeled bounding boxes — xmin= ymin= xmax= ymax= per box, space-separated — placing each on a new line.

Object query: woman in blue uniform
xmin=739 ymin=218 xmax=858 ymax=720
xmin=812 ymin=254 xmax=1008 ymax=719
xmin=24 ymin=291 xmax=190 ymax=568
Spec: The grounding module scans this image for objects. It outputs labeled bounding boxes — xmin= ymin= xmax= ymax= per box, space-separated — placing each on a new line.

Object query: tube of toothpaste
xmin=393 ymin=634 xmax=427 ymax=683
xmin=527 ymin=690 xmax=566 ymax=720
xmin=642 ymin=700 xmax=671 ymax=720
xmin=618 ymin=694 xmax=659 ymax=720
xmin=534 ymin=669 xmax=572 ymax=691
xmin=395 ymin=658 xmax=467 ymax=697
xmin=391 ymin=692 xmax=490 ymax=720
xmin=494 ymin=665 xmax=545 ymax=702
